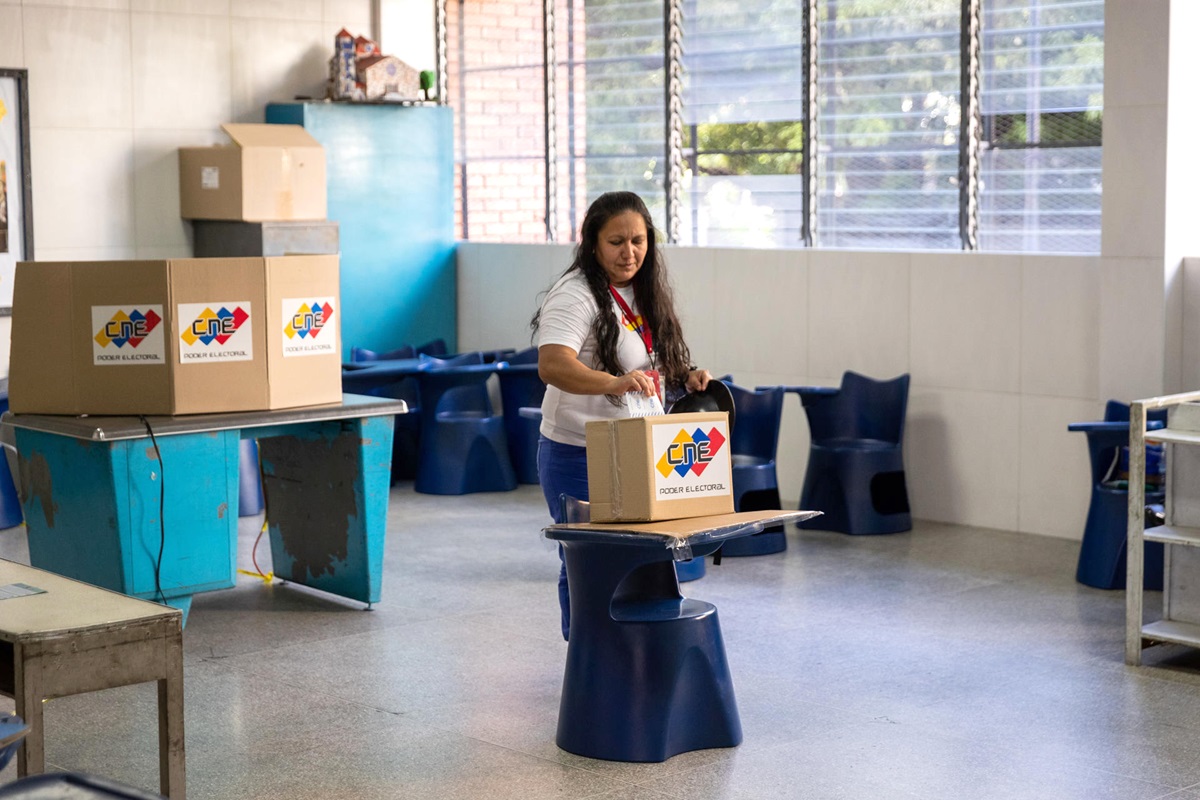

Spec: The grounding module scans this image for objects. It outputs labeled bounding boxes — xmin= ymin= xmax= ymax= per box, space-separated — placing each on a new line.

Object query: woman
xmin=531 ymin=191 xmax=712 ymax=640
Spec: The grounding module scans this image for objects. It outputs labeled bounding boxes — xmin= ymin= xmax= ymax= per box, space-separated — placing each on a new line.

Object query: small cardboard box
xmin=179 ymin=124 xmax=327 ymax=221
xmin=585 ymin=412 xmax=735 ymax=522
xmin=9 ymin=255 xmax=341 ymax=416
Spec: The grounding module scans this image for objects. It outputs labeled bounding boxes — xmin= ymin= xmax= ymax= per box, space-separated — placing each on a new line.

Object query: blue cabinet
xmin=266 ymin=102 xmax=456 ymax=358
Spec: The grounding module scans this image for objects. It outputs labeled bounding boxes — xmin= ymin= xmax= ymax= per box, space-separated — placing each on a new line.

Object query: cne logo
xmin=284 ymin=301 xmax=334 ymax=339
xmin=94 ymin=308 xmax=162 ymax=349
xmin=181 ymin=305 xmax=249 ymax=346
xmin=656 ymin=426 xmax=727 ymax=478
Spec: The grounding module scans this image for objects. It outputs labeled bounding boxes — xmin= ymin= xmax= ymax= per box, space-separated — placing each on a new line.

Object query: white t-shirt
xmin=536 ymin=271 xmax=652 ymax=446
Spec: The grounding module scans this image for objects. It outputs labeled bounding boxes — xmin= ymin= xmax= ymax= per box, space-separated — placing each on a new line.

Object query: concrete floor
xmin=4 ymin=483 xmax=1200 ymax=799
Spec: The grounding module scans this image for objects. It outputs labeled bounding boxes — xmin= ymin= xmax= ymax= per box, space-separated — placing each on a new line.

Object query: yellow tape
xmin=237 ymin=568 xmax=274 ymax=584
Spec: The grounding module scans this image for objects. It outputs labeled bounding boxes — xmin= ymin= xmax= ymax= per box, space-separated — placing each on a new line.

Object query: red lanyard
xmin=609 ymin=286 xmax=653 ymax=357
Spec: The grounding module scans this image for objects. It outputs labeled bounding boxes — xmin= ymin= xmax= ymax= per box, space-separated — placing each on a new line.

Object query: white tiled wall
xmin=3 ymin=0 xmax=423 ymax=268
xmin=0 ymin=0 xmax=428 ymax=382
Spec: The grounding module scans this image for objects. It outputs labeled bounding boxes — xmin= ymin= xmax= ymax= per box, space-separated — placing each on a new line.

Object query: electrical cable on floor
xmin=235 ymin=445 xmax=273 ymax=584
xmin=236 ymin=519 xmax=273 ymax=584
xmin=137 ymin=415 xmax=167 ymax=605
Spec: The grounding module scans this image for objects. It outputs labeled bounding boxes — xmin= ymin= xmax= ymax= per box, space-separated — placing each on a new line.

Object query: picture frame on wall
xmin=0 ymin=67 xmax=33 ymax=316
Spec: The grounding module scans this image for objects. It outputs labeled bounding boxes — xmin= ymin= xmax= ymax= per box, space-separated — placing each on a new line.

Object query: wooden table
xmin=0 ymin=558 xmax=184 ymax=798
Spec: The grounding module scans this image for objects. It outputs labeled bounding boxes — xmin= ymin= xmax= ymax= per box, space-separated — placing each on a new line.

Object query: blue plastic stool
xmin=674 ymin=556 xmax=706 ymax=582
xmin=414 ymin=360 xmax=517 ymax=495
xmin=792 ymin=373 xmax=912 ymax=535
xmin=722 ymin=383 xmax=787 ymax=556
xmin=552 ymin=498 xmax=741 ymax=762
xmin=238 ymin=439 xmax=264 ymax=517
xmin=1069 ymin=401 xmax=1168 ymax=590
xmin=0 ymin=772 xmax=165 ymax=798
xmin=497 ymin=351 xmax=546 ymax=485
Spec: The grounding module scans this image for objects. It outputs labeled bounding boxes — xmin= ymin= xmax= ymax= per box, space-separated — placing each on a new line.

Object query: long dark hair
xmin=531 ymin=191 xmax=692 ymax=390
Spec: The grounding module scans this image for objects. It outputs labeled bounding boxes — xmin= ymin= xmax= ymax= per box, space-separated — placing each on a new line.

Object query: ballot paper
xmin=624 ymin=392 xmax=664 ymax=418
xmin=0 ymin=582 xmax=46 ymax=600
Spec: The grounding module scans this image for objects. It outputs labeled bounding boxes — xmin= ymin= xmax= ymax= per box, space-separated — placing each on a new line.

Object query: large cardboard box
xmin=585 ymin=412 xmax=734 ymax=522
xmin=9 ymin=255 xmax=341 ymax=416
xmin=179 ymin=124 xmax=327 ymax=221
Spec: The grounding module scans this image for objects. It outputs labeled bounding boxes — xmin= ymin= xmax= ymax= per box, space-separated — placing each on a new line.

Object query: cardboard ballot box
xmin=179 ymin=124 xmax=326 ymax=221
xmin=9 ymin=255 xmax=341 ymax=416
xmin=585 ymin=411 xmax=734 ymax=523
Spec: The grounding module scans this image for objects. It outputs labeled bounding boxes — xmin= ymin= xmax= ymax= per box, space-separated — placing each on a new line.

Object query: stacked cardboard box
xmin=9 ymin=255 xmax=341 ymax=416
xmin=179 ymin=124 xmax=326 ymax=222
xmin=5 ymin=123 xmax=341 ymax=417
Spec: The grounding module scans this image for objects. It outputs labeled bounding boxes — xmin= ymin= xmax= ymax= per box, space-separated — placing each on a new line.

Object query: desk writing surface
xmin=0 ymin=559 xmax=180 ymax=640
xmin=1 ymin=394 xmax=407 ymax=441
xmin=546 ymin=510 xmax=820 ymax=542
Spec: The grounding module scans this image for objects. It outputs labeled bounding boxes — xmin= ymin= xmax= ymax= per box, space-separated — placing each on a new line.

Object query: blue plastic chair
xmin=497 ymin=347 xmax=545 ymax=485
xmin=0 ymin=713 xmax=28 ymax=774
xmin=792 ymin=371 xmax=912 ymax=535
xmin=718 ymin=381 xmax=786 ymax=557
xmin=0 ymin=393 xmax=23 ymax=529
xmin=238 ymin=439 xmax=264 ymax=517
xmin=414 ymin=354 xmax=517 ymax=495
xmin=0 ymin=772 xmax=165 ymax=798
xmin=552 ymin=495 xmax=741 ymax=762
xmin=1069 ymin=400 xmax=1167 ymax=590
xmin=346 ymin=346 xmax=422 ymax=481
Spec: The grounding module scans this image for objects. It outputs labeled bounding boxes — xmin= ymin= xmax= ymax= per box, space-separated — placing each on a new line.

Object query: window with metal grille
xmin=555 ymin=0 xmax=667 ymax=241
xmin=447 ymin=0 xmax=548 ymax=242
xmin=816 ymin=0 xmax=963 ymax=250
xmin=679 ymin=0 xmax=807 ymax=248
xmin=447 ymin=0 xmax=1104 ymax=254
xmin=979 ymin=0 xmax=1103 ymax=254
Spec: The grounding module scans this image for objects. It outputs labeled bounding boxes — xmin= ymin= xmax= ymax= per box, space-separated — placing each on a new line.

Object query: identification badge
xmin=644 ymin=369 xmax=664 ymax=405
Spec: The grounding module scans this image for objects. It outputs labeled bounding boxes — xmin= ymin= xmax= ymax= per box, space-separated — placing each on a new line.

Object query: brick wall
xmin=447 ymin=0 xmax=548 ymax=242
xmin=447 ymin=0 xmax=590 ymax=243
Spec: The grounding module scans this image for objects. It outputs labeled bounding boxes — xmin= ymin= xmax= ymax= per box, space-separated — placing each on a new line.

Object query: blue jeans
xmin=537 ymin=436 xmax=589 ymax=641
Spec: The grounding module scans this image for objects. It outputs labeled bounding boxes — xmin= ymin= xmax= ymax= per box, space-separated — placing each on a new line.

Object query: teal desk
xmin=3 ymin=395 xmax=406 ymax=622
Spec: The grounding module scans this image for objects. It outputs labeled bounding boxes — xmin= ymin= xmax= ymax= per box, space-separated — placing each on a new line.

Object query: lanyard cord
xmin=608 ymin=285 xmax=653 ymax=358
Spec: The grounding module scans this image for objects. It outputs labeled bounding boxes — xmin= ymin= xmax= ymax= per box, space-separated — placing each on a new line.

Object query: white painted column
xmin=1100 ymin=0 xmax=1200 ymax=398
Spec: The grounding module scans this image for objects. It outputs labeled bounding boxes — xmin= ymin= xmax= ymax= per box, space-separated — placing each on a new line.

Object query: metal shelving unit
xmin=1126 ymin=390 xmax=1200 ymax=664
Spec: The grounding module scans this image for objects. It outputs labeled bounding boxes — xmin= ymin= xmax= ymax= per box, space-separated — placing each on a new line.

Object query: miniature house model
xmin=329 ymin=29 xmax=422 ymax=101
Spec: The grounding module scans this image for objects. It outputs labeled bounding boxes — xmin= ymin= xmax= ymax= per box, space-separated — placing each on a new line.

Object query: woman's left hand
xmin=686 ymin=368 xmax=712 ymax=393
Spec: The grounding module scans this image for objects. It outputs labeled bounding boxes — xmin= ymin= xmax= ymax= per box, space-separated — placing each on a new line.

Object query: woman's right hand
xmin=539 ymin=345 xmax=656 ymax=397
xmin=606 ymin=370 xmax=656 ymax=397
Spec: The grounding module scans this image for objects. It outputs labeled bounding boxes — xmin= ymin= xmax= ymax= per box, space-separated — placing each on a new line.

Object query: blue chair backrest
xmin=806 ymin=371 xmax=910 ymax=445
xmin=507 ymin=346 xmax=539 ymax=365
xmin=499 ymin=364 xmax=545 ymax=414
xmin=417 ymin=338 xmax=449 ymax=357
xmin=560 ymin=494 xmax=590 ymax=524
xmin=723 ymin=381 xmax=783 ymax=461
xmin=421 ymin=352 xmax=485 ymax=369
xmin=419 ymin=352 xmax=491 ymax=416
xmin=1085 ymin=400 xmax=1168 ymax=486
xmin=351 ymin=344 xmax=414 ymax=362
xmin=1103 ymin=399 xmax=1168 ymax=426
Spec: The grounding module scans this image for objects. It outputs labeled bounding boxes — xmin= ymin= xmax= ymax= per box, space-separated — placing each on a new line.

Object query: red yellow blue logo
xmin=284 ymin=301 xmax=334 ymax=339
xmin=656 ymin=426 xmax=727 ymax=478
xmin=94 ymin=308 xmax=162 ymax=349
xmin=181 ymin=306 xmax=249 ymax=346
